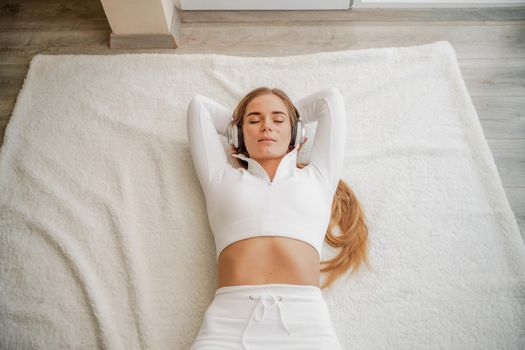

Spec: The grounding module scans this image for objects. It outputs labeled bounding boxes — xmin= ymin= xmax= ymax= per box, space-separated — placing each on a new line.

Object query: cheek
xmin=243 ymin=125 xmax=252 ymax=134
xmin=283 ymin=124 xmax=293 ymax=140
xmin=243 ymin=126 xmax=257 ymax=143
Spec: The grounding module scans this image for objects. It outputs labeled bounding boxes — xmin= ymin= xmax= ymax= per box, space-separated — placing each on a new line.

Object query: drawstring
xmin=241 ymin=293 xmax=293 ymax=350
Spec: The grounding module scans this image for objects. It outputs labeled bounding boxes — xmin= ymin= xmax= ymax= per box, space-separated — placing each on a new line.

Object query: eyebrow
xmin=246 ymin=111 xmax=287 ymax=117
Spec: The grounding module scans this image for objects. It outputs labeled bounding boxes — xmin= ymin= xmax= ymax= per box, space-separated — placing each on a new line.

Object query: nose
xmin=261 ymin=117 xmax=273 ymax=130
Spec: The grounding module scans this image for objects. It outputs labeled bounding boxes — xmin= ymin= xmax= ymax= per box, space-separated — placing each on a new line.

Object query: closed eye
xmin=249 ymin=121 xmax=284 ymax=124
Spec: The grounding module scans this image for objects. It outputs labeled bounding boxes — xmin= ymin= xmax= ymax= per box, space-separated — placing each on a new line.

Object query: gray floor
xmin=0 ymin=2 xmax=524 ymax=240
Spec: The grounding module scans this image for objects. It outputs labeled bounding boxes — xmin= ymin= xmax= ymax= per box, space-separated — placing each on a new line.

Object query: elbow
xmin=187 ymin=95 xmax=205 ymax=122
xmin=317 ymin=87 xmax=344 ymax=112
xmin=327 ymin=87 xmax=345 ymax=109
xmin=324 ymin=86 xmax=343 ymax=100
xmin=319 ymin=87 xmax=345 ymax=115
xmin=189 ymin=94 xmax=205 ymax=108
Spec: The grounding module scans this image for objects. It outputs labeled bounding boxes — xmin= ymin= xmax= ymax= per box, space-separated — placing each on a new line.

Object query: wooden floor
xmin=1 ymin=1 xmax=524 ymax=239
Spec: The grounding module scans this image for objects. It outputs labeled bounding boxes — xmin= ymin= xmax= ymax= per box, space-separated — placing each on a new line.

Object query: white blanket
xmin=1 ymin=41 xmax=524 ymax=350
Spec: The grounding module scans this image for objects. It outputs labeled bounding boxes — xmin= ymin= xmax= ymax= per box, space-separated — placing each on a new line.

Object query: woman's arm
xmin=186 ymin=94 xmax=233 ymax=193
xmin=293 ymin=87 xmax=347 ymax=192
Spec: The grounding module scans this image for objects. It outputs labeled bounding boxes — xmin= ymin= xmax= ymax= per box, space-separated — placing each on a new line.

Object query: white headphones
xmin=226 ymin=108 xmax=307 ymax=151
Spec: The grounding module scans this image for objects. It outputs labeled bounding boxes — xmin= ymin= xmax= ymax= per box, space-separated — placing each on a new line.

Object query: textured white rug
xmin=1 ymin=41 xmax=524 ymax=350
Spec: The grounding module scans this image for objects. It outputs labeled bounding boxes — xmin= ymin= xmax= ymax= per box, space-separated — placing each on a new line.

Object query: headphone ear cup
xmin=292 ymin=107 xmax=306 ymax=148
xmin=295 ymin=120 xmax=306 ymax=147
xmin=227 ymin=124 xmax=238 ymax=149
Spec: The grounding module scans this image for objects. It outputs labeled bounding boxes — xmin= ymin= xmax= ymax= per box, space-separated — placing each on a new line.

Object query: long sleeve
xmin=293 ymin=87 xmax=347 ymax=192
xmin=186 ymin=94 xmax=233 ymax=193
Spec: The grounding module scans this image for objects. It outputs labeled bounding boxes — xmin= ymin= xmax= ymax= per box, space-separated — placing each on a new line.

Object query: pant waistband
xmin=215 ymin=283 xmax=322 ymax=298
xmin=214 ymin=284 xmax=321 ymax=350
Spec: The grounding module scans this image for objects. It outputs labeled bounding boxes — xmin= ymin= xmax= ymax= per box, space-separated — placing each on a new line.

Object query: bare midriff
xmin=217 ymin=236 xmax=321 ymax=289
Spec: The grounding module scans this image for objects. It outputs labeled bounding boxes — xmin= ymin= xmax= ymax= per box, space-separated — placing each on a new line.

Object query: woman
xmin=186 ymin=86 xmax=370 ymax=349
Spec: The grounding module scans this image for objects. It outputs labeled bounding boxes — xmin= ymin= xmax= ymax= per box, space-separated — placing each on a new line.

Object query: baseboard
xmin=353 ymin=0 xmax=525 ymax=8
xmin=180 ymin=0 xmax=351 ymax=10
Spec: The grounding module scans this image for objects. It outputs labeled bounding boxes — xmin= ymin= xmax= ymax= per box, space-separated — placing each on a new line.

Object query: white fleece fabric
xmin=0 ymin=41 xmax=524 ymax=350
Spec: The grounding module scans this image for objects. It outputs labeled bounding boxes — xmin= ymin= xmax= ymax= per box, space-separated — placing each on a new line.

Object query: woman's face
xmin=242 ymin=93 xmax=293 ymax=160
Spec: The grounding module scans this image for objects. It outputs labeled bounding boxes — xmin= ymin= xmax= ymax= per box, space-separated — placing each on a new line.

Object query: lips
xmin=258 ymin=138 xmax=275 ymax=142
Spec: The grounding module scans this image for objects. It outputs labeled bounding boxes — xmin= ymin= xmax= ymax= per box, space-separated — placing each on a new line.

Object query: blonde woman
xmin=186 ymin=86 xmax=369 ymax=349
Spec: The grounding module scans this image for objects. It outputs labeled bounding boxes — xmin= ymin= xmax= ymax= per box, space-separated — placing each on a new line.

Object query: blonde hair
xmin=229 ymin=86 xmax=371 ymax=290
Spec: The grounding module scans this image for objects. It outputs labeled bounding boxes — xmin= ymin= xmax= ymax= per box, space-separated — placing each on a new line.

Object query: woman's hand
xmin=298 ymin=136 xmax=308 ymax=152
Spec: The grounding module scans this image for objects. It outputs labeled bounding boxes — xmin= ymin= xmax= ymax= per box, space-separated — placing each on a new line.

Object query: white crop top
xmin=186 ymin=87 xmax=346 ymax=261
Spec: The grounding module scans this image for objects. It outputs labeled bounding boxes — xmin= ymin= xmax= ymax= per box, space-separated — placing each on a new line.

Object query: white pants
xmin=190 ymin=283 xmax=344 ymax=350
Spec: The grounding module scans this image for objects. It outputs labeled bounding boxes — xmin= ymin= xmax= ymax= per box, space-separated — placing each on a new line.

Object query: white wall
xmin=100 ymin=0 xmax=524 ymax=36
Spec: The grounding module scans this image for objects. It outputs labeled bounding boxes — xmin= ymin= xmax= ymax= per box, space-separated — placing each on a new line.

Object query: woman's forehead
xmin=245 ymin=94 xmax=288 ymax=115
